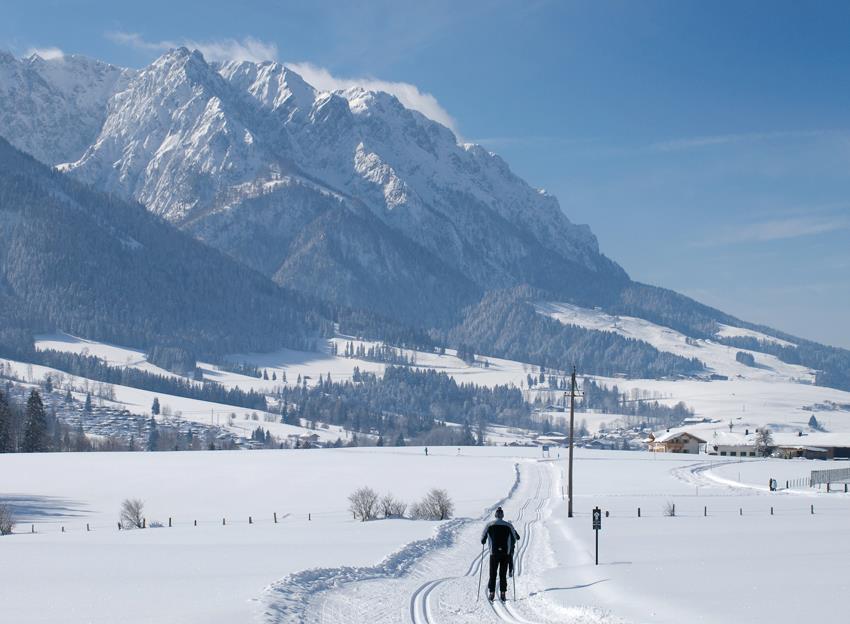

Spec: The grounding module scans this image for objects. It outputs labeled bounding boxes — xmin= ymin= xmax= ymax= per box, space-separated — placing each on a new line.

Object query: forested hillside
xmin=0 ymin=138 xmax=325 ymax=358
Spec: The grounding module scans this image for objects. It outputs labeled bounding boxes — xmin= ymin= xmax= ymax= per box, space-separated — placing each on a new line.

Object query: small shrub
xmin=380 ymin=493 xmax=407 ymax=519
xmin=120 ymin=498 xmax=145 ymax=529
xmin=149 ymin=520 xmax=164 ymax=528
xmin=348 ymin=486 xmax=379 ymax=521
xmin=663 ymin=501 xmax=676 ymax=517
xmin=411 ymin=488 xmax=454 ymax=521
xmin=0 ymin=504 xmax=15 ymax=535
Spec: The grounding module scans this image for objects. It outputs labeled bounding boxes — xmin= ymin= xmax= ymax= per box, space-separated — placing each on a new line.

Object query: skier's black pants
xmin=487 ymin=553 xmax=510 ymax=593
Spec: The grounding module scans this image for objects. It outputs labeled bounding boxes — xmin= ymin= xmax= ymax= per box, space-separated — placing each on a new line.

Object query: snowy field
xmin=0 ymin=447 xmax=519 ymax=624
xmin=3 ymin=447 xmax=850 ymax=623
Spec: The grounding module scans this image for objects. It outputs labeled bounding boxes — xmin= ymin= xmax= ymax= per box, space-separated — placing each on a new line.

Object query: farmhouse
xmin=773 ymin=433 xmax=850 ymax=460
xmin=649 ymin=430 xmax=707 ymax=454
xmin=705 ymin=431 xmax=758 ymax=457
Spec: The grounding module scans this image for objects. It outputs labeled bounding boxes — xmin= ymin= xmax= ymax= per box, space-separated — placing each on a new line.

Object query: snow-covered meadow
xmin=3 ymin=447 xmax=850 ymax=623
xmin=0 ymin=447 xmax=518 ymax=623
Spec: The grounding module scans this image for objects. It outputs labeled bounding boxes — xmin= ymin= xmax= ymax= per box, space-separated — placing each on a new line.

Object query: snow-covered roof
xmin=653 ymin=430 xmax=707 ymax=443
xmin=708 ymin=431 xmax=755 ymax=447
xmin=773 ymin=432 xmax=850 ymax=448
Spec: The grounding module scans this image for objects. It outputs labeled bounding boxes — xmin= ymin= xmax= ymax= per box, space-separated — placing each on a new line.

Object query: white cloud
xmin=649 ymin=130 xmax=828 ymax=153
xmin=106 ymin=32 xmax=458 ymax=134
xmin=696 ymin=214 xmax=850 ymax=247
xmin=25 ymin=46 xmax=64 ymax=60
xmin=106 ymin=31 xmax=277 ymax=63
xmin=285 ymin=62 xmax=459 ymax=136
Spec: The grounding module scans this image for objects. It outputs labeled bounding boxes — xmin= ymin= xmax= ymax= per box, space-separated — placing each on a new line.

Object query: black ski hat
xmin=495 ymin=507 xmax=504 ymax=518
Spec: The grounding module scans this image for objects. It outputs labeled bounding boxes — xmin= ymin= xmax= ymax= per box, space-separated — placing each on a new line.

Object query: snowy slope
xmin=536 ymin=301 xmax=813 ymax=383
xmin=536 ymin=301 xmax=850 ymax=436
xmin=0 ymin=52 xmax=132 ymax=164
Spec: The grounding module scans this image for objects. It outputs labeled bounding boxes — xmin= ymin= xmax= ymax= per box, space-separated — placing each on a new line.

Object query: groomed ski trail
xmin=259 ymin=460 xmax=576 ymax=623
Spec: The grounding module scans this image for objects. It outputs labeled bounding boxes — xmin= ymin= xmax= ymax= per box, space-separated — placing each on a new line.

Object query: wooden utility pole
xmin=568 ymin=366 xmax=576 ymax=518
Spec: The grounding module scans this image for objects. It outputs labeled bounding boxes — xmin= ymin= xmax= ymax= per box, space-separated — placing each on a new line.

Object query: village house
xmin=648 ymin=430 xmax=707 ymax=454
xmin=705 ymin=431 xmax=758 ymax=457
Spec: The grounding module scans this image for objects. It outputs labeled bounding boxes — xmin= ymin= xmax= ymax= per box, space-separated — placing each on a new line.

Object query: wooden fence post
xmin=249 ymin=516 xmax=253 ymax=525
xmin=168 ymin=517 xmax=172 ymax=528
xmin=811 ymin=504 xmax=814 ymax=515
xmin=223 ymin=518 xmax=226 ymax=526
xmin=637 ymin=507 xmax=641 ymax=518
xmin=31 ymin=524 xmax=35 ymax=534
xmin=194 ymin=520 xmax=197 ymax=527
xmin=309 ymin=513 xmax=311 ymax=521
xmin=274 ymin=512 xmax=278 ymax=524
xmin=704 ymin=506 xmax=707 ymax=517
xmin=770 ymin=507 xmax=774 ymax=515
xmin=86 ymin=523 xmax=90 ymax=532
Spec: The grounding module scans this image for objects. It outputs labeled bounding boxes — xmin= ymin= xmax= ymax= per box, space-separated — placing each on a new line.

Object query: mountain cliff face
xmin=0 ymin=48 xmax=626 ymax=326
xmin=0 ymin=52 xmax=132 ymax=165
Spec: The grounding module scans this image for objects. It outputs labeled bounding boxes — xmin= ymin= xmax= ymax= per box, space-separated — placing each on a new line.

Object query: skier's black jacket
xmin=480 ymin=519 xmax=520 ymax=555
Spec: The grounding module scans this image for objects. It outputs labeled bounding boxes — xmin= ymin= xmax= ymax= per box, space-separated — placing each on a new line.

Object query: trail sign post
xmin=592 ymin=506 xmax=602 ymax=565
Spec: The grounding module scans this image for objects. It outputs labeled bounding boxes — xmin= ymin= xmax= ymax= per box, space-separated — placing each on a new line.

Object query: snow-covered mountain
xmin=0 ymin=48 xmax=625 ymax=325
xmin=0 ymin=51 xmax=132 ymax=164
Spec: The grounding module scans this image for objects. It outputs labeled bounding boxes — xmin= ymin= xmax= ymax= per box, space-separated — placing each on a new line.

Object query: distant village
xmin=527 ymin=405 xmax=850 ymax=460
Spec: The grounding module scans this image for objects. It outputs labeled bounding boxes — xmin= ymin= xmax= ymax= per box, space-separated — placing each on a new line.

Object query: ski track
xmin=258 ymin=460 xmax=572 ymax=623
xmin=258 ymin=463 xmax=523 ymax=623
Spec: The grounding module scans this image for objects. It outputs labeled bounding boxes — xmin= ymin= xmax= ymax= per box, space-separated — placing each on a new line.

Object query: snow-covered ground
xmin=535 ymin=302 xmax=850 ymax=437
xmin=31 ymin=317 xmax=850 ymax=445
xmin=4 ymin=447 xmax=849 ymax=623
xmin=0 ymin=447 xmax=518 ymax=624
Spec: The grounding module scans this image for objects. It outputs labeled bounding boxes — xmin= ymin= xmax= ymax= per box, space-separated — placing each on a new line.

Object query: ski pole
xmin=476 ymin=543 xmax=486 ymax=602
xmin=512 ymin=556 xmax=517 ymax=601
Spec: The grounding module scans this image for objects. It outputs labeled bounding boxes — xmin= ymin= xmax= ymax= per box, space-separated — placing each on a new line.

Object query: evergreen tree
xmin=394 ymin=432 xmax=406 ymax=447
xmin=84 ymin=393 xmax=92 ymax=413
xmin=0 ymin=390 xmax=13 ymax=452
xmin=808 ymin=414 xmax=821 ymax=431
xmin=22 ymin=389 xmax=48 ymax=452
xmin=147 ymin=417 xmax=159 ymax=451
xmin=151 ymin=397 xmax=160 ymax=416
xmin=376 ymin=435 xmax=384 ymax=447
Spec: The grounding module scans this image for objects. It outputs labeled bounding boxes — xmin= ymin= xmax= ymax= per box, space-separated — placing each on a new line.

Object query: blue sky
xmin=4 ymin=0 xmax=850 ymax=347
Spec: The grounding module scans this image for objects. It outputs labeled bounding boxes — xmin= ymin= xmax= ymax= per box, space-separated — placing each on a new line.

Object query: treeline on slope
xmin=30 ymin=350 xmax=267 ymax=410
xmin=0 ymin=137 xmax=327 ymax=359
xmin=717 ymin=335 xmax=850 ymax=392
xmin=443 ymin=287 xmax=704 ymax=379
xmin=277 ymin=366 xmax=530 ymax=445
xmin=607 ymin=282 xmax=733 ymax=339
xmin=608 ymin=282 xmax=850 ymax=393
xmin=580 ymin=378 xmax=694 ymax=429
xmin=0 ymin=386 xmax=112 ymax=453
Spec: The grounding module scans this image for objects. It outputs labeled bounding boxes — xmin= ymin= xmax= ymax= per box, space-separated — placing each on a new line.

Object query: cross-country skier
xmin=480 ymin=506 xmax=520 ymax=602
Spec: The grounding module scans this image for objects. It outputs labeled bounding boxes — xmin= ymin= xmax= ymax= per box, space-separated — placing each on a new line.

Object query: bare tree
xmin=663 ymin=500 xmax=676 ymax=517
xmin=120 ymin=498 xmax=145 ymax=529
xmin=755 ymin=428 xmax=774 ymax=457
xmin=0 ymin=504 xmax=15 ymax=535
xmin=412 ymin=488 xmax=455 ymax=521
xmin=348 ymin=486 xmax=379 ymax=522
xmin=380 ymin=493 xmax=407 ymax=519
